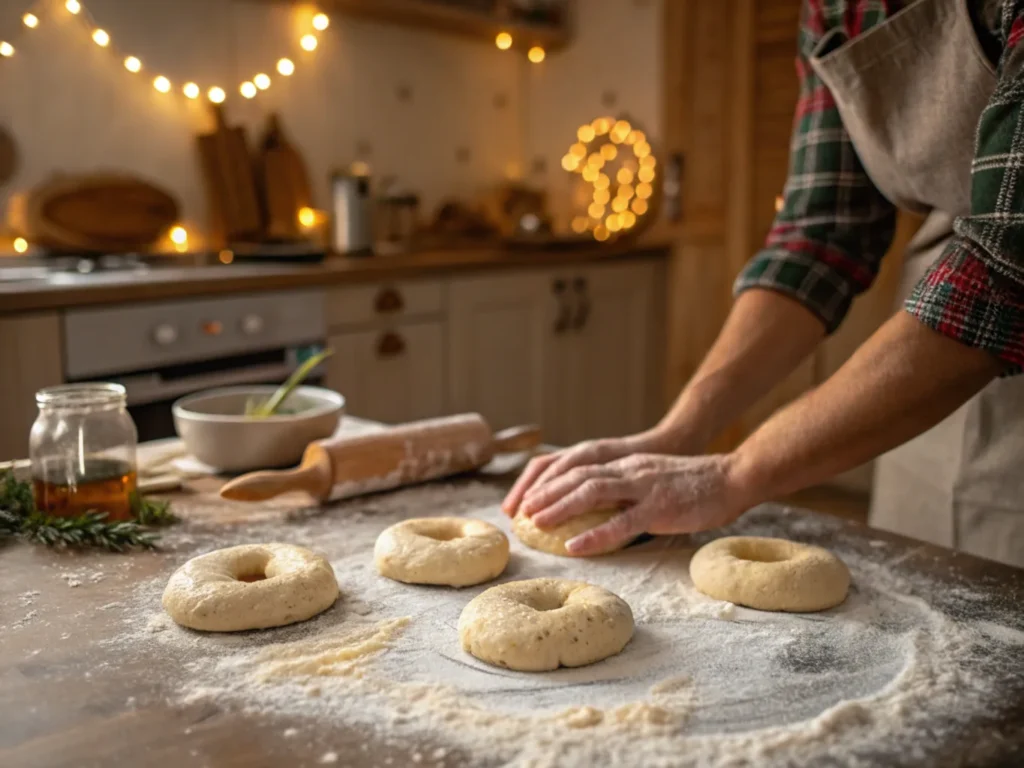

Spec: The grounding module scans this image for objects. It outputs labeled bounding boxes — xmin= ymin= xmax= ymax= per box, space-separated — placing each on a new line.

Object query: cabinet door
xmin=0 ymin=313 xmax=64 ymax=461
xmin=563 ymin=261 xmax=658 ymax=443
xmin=325 ymin=321 xmax=445 ymax=425
xmin=448 ymin=271 xmax=567 ymax=437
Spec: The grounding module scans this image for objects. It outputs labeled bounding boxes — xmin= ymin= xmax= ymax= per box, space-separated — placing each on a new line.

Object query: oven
xmin=63 ymin=289 xmax=327 ymax=442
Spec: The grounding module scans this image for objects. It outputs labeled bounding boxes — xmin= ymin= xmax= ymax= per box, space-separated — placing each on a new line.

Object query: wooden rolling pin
xmin=219 ymin=414 xmax=541 ymax=503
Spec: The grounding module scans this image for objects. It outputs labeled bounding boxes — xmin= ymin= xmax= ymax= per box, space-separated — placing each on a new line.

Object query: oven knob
xmin=241 ymin=314 xmax=264 ymax=335
xmin=153 ymin=323 xmax=178 ymax=346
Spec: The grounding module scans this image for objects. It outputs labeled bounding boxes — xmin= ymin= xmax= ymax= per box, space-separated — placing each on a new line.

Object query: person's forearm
xmin=642 ymin=289 xmax=826 ymax=453
xmin=728 ymin=312 xmax=1003 ymax=506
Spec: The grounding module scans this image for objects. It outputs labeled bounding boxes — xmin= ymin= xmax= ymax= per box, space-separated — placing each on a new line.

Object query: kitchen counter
xmin=0 ymin=239 xmax=672 ymax=315
xmin=1 ymin=428 xmax=1023 ymax=767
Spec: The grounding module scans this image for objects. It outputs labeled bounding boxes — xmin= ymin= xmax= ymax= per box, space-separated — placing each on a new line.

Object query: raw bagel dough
xmin=690 ymin=536 xmax=850 ymax=612
xmin=375 ymin=517 xmax=509 ymax=587
xmin=458 ymin=578 xmax=634 ymax=671
xmin=512 ymin=510 xmax=628 ymax=557
xmin=162 ymin=543 xmax=339 ymax=632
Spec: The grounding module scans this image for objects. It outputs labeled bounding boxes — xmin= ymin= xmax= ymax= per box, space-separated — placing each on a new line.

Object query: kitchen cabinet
xmin=326 ymin=321 xmax=445 ymax=425
xmin=448 ymin=259 xmax=663 ymax=446
xmin=0 ymin=313 xmax=64 ymax=462
xmin=559 ymin=261 xmax=660 ymax=443
xmin=448 ymin=271 xmax=556 ymax=436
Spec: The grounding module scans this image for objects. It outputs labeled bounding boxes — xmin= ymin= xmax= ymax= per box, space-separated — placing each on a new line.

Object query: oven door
xmin=76 ymin=343 xmax=326 ymax=442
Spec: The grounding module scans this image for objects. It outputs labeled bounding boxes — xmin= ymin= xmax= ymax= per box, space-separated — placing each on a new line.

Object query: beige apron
xmin=811 ymin=0 xmax=1024 ymax=568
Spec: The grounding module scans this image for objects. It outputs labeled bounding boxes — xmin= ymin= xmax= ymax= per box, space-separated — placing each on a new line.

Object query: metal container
xmin=330 ymin=172 xmax=373 ymax=255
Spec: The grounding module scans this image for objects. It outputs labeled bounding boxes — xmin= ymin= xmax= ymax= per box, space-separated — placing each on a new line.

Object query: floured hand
xmin=516 ymin=454 xmax=746 ymax=556
xmin=502 ymin=431 xmax=684 ymax=517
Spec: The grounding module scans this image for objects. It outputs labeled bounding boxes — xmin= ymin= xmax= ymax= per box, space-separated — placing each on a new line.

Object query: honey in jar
xmin=29 ymin=384 xmax=139 ymax=521
xmin=32 ymin=457 xmax=137 ymax=521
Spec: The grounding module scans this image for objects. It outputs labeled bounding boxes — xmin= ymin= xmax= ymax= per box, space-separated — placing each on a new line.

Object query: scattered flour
xmin=98 ymin=489 xmax=1023 ymax=766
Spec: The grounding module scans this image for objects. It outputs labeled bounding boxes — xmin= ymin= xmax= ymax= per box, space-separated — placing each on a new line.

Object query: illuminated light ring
xmin=561 ymin=116 xmax=656 ymax=241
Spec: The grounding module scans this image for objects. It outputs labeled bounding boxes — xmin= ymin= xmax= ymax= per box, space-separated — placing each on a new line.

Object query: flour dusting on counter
xmin=102 ymin=486 xmax=1024 ymax=766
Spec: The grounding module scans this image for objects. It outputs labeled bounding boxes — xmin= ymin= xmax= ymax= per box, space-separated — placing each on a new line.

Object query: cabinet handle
xmin=571 ymin=277 xmax=590 ymax=331
xmin=376 ymin=331 xmax=406 ymax=358
xmin=553 ymin=279 xmax=571 ymax=334
xmin=375 ymin=287 xmax=404 ymax=314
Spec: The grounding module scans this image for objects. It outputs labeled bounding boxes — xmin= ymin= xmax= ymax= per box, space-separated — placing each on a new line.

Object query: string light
xmin=581 ymin=165 xmax=599 ymax=183
xmin=611 ymin=197 xmax=628 ymax=213
xmin=594 ymin=224 xmax=610 ymax=242
xmin=631 ymin=198 xmax=648 ymax=215
xmin=636 ymin=182 xmax=653 ymax=200
xmin=593 ymin=188 xmax=610 ymax=205
xmin=560 ymin=154 xmax=579 ymax=172
xmin=169 ymin=226 xmax=187 ymax=245
xmin=601 ymin=144 xmax=618 ymax=161
xmin=495 ymin=31 xmax=513 ymax=50
xmin=13 ymin=237 xmax=28 ymax=253
xmin=0 ymin=6 xmax=348 ymax=106
xmin=577 ymin=125 xmax=595 ymax=143
xmin=571 ymin=216 xmax=589 ymax=234
xmin=621 ymin=211 xmax=637 ymax=228
xmin=528 ymin=46 xmax=545 ymax=63
xmin=594 ymin=173 xmax=610 ymax=190
xmin=619 ymin=183 xmax=635 ymax=199
xmin=587 ymin=202 xmax=605 ymax=219
xmin=218 ymin=249 xmax=234 ymax=264
xmin=298 ymin=207 xmax=317 ymax=227
xmin=606 ymin=214 xmax=622 ymax=233
xmin=617 ymin=167 xmax=634 ymax=185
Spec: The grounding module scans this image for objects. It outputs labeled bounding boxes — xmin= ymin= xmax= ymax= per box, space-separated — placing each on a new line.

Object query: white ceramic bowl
xmin=172 ymin=385 xmax=344 ymax=472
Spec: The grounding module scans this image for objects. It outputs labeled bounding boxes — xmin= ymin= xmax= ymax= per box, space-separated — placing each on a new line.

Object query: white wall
xmin=0 ymin=0 xmax=660 ymax=243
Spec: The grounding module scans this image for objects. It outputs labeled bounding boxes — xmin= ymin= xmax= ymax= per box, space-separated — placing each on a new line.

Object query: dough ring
xmin=375 ymin=517 xmax=509 ymax=587
xmin=512 ymin=510 xmax=630 ymax=557
xmin=689 ymin=536 xmax=850 ymax=612
xmin=162 ymin=543 xmax=339 ymax=632
xmin=458 ymin=578 xmax=635 ymax=671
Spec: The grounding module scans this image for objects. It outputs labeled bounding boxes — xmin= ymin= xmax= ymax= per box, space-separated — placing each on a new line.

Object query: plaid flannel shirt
xmin=734 ymin=0 xmax=1024 ymax=372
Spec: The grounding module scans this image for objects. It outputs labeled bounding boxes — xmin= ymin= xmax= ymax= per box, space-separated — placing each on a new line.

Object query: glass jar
xmin=30 ymin=383 xmax=138 ymax=520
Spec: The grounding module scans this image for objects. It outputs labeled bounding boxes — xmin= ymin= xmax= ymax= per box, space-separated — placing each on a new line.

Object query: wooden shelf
xmin=316 ymin=0 xmax=570 ymax=50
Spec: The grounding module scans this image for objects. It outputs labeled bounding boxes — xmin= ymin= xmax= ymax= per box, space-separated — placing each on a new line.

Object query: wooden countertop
xmin=0 ymin=239 xmax=672 ymax=315
xmin=1 ymin=432 xmax=1023 ymax=766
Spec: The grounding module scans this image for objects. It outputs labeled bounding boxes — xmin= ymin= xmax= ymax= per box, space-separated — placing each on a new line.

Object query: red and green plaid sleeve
xmin=733 ymin=1 xmax=899 ymax=332
xmin=904 ymin=2 xmax=1024 ymax=372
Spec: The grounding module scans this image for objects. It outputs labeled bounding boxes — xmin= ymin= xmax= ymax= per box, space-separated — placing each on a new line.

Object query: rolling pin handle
xmin=492 ymin=424 xmax=543 ymax=454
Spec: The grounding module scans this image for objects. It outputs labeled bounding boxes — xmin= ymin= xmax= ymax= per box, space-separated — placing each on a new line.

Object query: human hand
xmin=515 ymin=453 xmax=748 ymax=556
xmin=501 ymin=430 xmax=685 ymax=517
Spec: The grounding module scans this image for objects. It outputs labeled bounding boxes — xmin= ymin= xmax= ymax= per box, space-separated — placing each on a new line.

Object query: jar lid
xmin=36 ymin=383 xmax=126 ymax=409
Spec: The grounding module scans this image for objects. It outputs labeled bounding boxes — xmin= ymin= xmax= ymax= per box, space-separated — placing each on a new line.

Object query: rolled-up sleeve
xmin=734 ymin=0 xmax=897 ymax=332
xmin=904 ymin=5 xmax=1024 ymax=373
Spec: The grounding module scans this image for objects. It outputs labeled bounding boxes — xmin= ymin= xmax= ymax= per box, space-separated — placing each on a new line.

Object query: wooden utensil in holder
xmin=219 ymin=413 xmax=542 ymax=503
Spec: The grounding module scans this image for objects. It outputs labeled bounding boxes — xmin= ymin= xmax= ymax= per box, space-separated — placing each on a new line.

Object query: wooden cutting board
xmin=23 ymin=173 xmax=179 ymax=252
xmin=257 ymin=112 xmax=313 ymax=241
xmin=196 ymin=106 xmax=262 ymax=245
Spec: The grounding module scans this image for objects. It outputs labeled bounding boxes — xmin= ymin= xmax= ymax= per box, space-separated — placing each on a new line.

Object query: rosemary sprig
xmin=0 ymin=470 xmax=174 ymax=551
xmin=130 ymin=492 xmax=178 ymax=526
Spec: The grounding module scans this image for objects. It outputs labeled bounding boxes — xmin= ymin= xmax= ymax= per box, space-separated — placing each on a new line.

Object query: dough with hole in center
xmin=162 ymin=543 xmax=339 ymax=632
xmin=458 ymin=578 xmax=634 ymax=671
xmin=375 ymin=517 xmax=509 ymax=587
xmin=689 ymin=536 xmax=850 ymax=612
xmin=512 ymin=510 xmax=628 ymax=557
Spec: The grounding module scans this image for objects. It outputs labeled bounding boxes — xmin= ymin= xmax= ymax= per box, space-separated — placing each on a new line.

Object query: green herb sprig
xmin=0 ymin=471 xmax=175 ymax=552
